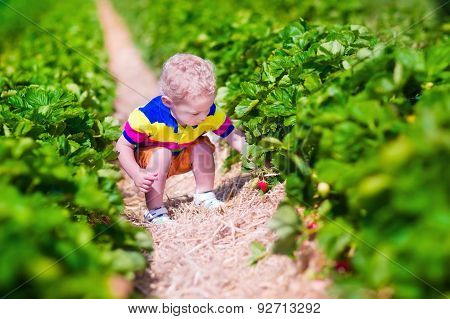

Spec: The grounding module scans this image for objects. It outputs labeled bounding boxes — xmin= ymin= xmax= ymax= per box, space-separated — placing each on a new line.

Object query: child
xmin=115 ymin=53 xmax=247 ymax=224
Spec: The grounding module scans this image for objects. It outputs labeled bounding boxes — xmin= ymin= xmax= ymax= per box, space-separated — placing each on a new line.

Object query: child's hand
xmin=133 ymin=169 xmax=158 ymax=193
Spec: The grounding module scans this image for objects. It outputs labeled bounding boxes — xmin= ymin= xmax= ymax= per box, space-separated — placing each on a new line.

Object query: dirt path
xmin=98 ymin=0 xmax=327 ymax=298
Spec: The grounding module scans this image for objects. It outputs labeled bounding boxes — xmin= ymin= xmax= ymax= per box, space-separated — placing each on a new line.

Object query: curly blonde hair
xmin=159 ymin=53 xmax=216 ymax=103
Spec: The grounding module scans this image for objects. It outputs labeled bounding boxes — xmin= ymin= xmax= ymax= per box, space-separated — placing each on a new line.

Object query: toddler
xmin=115 ymin=53 xmax=247 ymax=224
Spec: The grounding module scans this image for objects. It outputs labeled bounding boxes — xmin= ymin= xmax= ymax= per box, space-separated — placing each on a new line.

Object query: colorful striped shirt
xmin=123 ymin=96 xmax=235 ymax=154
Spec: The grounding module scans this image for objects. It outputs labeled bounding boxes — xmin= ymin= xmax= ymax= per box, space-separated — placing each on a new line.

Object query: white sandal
xmin=144 ymin=206 xmax=173 ymax=224
xmin=193 ymin=191 xmax=224 ymax=210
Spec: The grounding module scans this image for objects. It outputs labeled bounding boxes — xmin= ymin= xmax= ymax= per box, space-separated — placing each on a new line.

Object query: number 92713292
xmin=257 ymin=302 xmax=320 ymax=314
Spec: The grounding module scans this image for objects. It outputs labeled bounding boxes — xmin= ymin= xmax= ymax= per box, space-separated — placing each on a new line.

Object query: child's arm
xmin=209 ymin=106 xmax=249 ymax=155
xmin=115 ymin=135 xmax=158 ymax=193
xmin=223 ymin=129 xmax=248 ymax=154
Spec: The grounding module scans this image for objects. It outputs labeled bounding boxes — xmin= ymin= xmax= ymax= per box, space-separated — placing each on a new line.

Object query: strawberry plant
xmin=0 ymin=0 xmax=151 ymax=298
xmin=270 ymin=41 xmax=450 ymax=297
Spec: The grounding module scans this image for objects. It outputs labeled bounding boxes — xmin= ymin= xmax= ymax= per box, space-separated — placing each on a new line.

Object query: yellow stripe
xmin=203 ymin=107 xmax=227 ymax=130
xmin=127 ymin=107 xmax=228 ymax=143
xmin=128 ymin=109 xmax=155 ymax=135
xmin=151 ymin=122 xmax=179 ymax=141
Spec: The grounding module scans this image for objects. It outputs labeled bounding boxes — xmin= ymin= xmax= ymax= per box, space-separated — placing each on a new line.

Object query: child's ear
xmin=161 ymin=95 xmax=174 ymax=109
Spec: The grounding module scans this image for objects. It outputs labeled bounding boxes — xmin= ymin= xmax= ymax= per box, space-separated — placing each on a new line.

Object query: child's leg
xmin=144 ymin=147 xmax=172 ymax=210
xmin=191 ymin=139 xmax=215 ymax=193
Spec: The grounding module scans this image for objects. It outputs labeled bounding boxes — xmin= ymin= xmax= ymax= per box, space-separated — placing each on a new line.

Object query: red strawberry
xmin=307 ymin=221 xmax=317 ymax=230
xmin=257 ymin=180 xmax=268 ymax=193
xmin=334 ymin=260 xmax=351 ymax=273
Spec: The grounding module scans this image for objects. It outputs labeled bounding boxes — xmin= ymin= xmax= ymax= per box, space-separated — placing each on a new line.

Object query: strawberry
xmin=334 ymin=260 xmax=351 ymax=273
xmin=257 ymin=180 xmax=269 ymax=193
xmin=317 ymin=182 xmax=330 ymax=197
xmin=307 ymin=221 xmax=317 ymax=230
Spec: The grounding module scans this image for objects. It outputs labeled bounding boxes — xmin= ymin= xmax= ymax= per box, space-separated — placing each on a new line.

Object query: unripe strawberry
xmin=406 ymin=114 xmax=416 ymax=123
xmin=423 ymin=82 xmax=434 ymax=89
xmin=257 ymin=180 xmax=268 ymax=193
xmin=317 ymin=182 xmax=330 ymax=197
xmin=249 ymin=178 xmax=259 ymax=189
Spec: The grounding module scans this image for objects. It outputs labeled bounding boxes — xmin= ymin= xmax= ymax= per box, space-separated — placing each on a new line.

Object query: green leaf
xmin=248 ymin=241 xmax=268 ymax=265
xmin=395 ymin=48 xmax=425 ymax=72
xmin=268 ymin=204 xmax=302 ymax=256
xmin=3 ymin=124 xmax=12 ymax=137
xmin=356 ymin=48 xmax=372 ymax=60
xmin=109 ymin=249 xmax=147 ymax=273
xmin=260 ymin=137 xmax=285 ymax=149
xmin=240 ymin=82 xmax=264 ymax=99
xmin=14 ymin=119 xmax=34 ymax=136
xmin=304 ymin=73 xmax=322 ymax=92
xmin=317 ymin=218 xmax=353 ymax=259
xmin=235 ymin=98 xmax=259 ymax=117
xmin=97 ymin=168 xmax=122 ymax=180
xmin=66 ymin=83 xmax=81 ymax=96
xmin=319 ymin=40 xmax=344 ymax=56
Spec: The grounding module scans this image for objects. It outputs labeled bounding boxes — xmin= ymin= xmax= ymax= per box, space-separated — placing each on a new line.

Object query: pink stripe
xmin=140 ymin=138 xmax=195 ymax=150
xmin=125 ymin=121 xmax=198 ymax=149
xmin=213 ymin=117 xmax=232 ymax=136
xmin=124 ymin=122 xmax=150 ymax=144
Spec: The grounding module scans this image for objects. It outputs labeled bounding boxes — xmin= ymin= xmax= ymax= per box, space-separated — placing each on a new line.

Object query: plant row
xmin=0 ymin=0 xmax=151 ymax=298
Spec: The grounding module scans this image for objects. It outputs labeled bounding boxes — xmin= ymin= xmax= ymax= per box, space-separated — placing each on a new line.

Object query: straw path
xmin=98 ymin=0 xmax=328 ymax=298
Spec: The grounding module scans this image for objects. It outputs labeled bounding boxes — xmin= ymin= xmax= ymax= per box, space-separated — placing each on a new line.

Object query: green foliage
xmin=248 ymin=241 xmax=269 ymax=266
xmin=331 ymin=87 xmax=450 ymax=298
xmin=113 ymin=0 xmax=446 ymax=170
xmin=0 ymin=0 xmax=54 ymax=51
xmin=268 ymin=203 xmax=302 ymax=257
xmin=112 ymin=0 xmax=445 ymax=72
xmin=277 ymin=41 xmax=450 ymax=298
xmin=0 ymin=0 xmax=151 ymax=298
xmin=0 ymin=181 xmax=111 ymax=298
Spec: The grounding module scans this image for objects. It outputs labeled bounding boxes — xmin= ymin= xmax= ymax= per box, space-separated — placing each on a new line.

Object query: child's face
xmin=163 ymin=95 xmax=214 ymax=127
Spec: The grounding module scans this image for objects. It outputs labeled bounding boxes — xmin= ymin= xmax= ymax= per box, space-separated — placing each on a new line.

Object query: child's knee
xmin=146 ymin=147 xmax=172 ymax=173
xmin=191 ymin=140 xmax=215 ymax=170
xmin=193 ymin=138 xmax=214 ymax=155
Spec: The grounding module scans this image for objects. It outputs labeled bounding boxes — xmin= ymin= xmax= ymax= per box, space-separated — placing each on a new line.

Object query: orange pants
xmin=135 ymin=136 xmax=215 ymax=178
